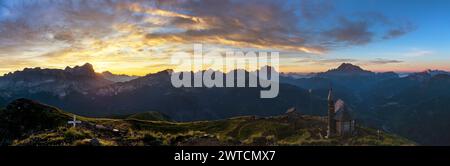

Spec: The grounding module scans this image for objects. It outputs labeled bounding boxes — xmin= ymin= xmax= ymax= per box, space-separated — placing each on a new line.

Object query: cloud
xmin=320 ymin=11 xmax=416 ymax=48
xmin=0 ymin=0 xmax=415 ymax=55
xmin=152 ymin=0 xmax=415 ymax=53
xmin=402 ymin=49 xmax=434 ymax=57
xmin=319 ymin=58 xmax=358 ymax=63
xmin=294 ymin=58 xmax=358 ymax=66
xmin=143 ymin=0 xmax=327 ymax=54
xmin=383 ymin=22 xmax=416 ymax=39
xmin=0 ymin=0 xmax=417 ymax=74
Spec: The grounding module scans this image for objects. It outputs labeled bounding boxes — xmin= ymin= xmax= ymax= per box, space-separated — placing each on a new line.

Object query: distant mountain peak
xmin=64 ymin=63 xmax=95 ymax=76
xmin=145 ymin=69 xmax=173 ymax=77
xmin=65 ymin=63 xmax=93 ymax=69
xmin=312 ymin=63 xmax=384 ymax=79
xmin=318 ymin=63 xmax=373 ymax=76
xmin=408 ymin=69 xmax=450 ymax=81
xmin=101 ymin=71 xmax=113 ymax=75
xmin=81 ymin=63 xmax=94 ymax=70
xmin=422 ymin=69 xmax=450 ymax=75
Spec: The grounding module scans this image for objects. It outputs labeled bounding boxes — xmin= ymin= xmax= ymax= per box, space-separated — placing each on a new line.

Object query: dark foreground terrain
xmin=0 ymin=99 xmax=414 ymax=146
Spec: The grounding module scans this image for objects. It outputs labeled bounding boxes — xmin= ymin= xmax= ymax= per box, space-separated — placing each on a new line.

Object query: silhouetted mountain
xmin=64 ymin=63 xmax=97 ymax=77
xmin=280 ymin=63 xmax=399 ymax=107
xmin=100 ymin=71 xmax=139 ymax=83
xmin=318 ymin=63 xmax=374 ymax=77
xmin=0 ymin=98 xmax=73 ymax=144
xmin=282 ymin=63 xmax=398 ymax=91
xmin=422 ymin=69 xmax=450 ymax=77
xmin=0 ymin=63 xmax=113 ymax=98
xmin=95 ymin=70 xmax=173 ymax=96
xmin=0 ymin=66 xmax=327 ymax=121
xmin=317 ymin=63 xmax=398 ymax=88
xmin=81 ymin=69 xmax=326 ymax=121
xmin=278 ymin=63 xmax=450 ymax=145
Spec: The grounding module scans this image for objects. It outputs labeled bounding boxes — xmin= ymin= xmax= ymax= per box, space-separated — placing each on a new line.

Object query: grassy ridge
xmin=0 ymin=99 xmax=415 ymax=146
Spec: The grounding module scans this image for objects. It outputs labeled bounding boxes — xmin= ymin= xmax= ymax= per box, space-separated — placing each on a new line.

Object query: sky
xmin=0 ymin=0 xmax=449 ymax=75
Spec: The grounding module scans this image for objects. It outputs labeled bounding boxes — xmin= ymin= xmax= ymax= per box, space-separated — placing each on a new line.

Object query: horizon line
xmin=1 ymin=62 xmax=449 ymax=77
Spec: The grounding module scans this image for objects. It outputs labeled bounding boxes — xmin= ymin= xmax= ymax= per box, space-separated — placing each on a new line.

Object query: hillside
xmin=126 ymin=111 xmax=173 ymax=122
xmin=0 ymin=99 xmax=414 ymax=146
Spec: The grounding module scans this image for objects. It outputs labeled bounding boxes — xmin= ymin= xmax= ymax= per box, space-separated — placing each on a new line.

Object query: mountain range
xmin=280 ymin=63 xmax=450 ymax=145
xmin=1 ymin=63 xmax=450 ymax=145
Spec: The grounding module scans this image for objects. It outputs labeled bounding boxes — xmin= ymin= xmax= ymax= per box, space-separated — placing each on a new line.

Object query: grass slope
xmin=0 ymin=99 xmax=414 ymax=146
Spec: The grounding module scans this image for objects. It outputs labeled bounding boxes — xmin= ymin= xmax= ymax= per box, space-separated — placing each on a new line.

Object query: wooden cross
xmin=68 ymin=115 xmax=81 ymax=128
